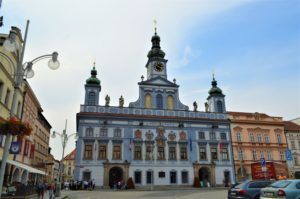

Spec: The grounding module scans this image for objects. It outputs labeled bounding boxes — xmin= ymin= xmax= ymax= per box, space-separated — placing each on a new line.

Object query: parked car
xmin=260 ymin=179 xmax=300 ymax=199
xmin=228 ymin=180 xmax=274 ymax=199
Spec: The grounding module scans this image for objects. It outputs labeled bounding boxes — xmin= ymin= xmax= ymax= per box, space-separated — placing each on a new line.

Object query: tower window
xmin=216 ymin=100 xmax=223 ymax=113
xmin=88 ymin=92 xmax=96 ymax=105
xmin=156 ymin=94 xmax=163 ymax=109
xmin=167 ymin=95 xmax=174 ymax=110
xmin=145 ymin=94 xmax=152 ymax=109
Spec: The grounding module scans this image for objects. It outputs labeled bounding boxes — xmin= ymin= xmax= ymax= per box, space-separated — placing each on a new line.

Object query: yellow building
xmin=62 ymin=149 xmax=75 ymax=183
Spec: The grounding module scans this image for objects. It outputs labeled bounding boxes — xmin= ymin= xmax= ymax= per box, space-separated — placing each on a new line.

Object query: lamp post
xmin=51 ymin=120 xmax=77 ymax=197
xmin=0 ymin=20 xmax=60 ymax=197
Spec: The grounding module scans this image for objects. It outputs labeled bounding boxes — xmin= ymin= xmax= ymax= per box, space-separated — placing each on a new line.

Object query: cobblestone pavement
xmin=62 ymin=189 xmax=228 ymax=199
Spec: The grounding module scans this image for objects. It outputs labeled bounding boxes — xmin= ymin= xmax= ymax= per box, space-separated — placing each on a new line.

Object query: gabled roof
xmin=64 ymin=149 xmax=76 ymax=160
xmin=284 ymin=121 xmax=300 ymax=131
xmin=138 ymin=76 xmax=178 ymax=88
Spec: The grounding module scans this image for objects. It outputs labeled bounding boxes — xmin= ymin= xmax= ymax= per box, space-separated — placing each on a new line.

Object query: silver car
xmin=260 ymin=180 xmax=300 ymax=199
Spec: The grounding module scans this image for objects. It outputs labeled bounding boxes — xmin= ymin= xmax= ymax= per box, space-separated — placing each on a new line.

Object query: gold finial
xmin=212 ymin=69 xmax=215 ymax=80
xmin=93 ymin=61 xmax=96 ymax=67
xmin=153 ymin=19 xmax=157 ymax=34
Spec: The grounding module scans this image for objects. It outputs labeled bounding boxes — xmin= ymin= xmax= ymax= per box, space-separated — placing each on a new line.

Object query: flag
xmin=129 ymin=138 xmax=133 ymax=151
xmin=219 ymin=142 xmax=223 ymax=152
xmin=189 ymin=136 xmax=192 ymax=151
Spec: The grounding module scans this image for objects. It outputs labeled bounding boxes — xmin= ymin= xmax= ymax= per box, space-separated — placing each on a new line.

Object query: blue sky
xmin=1 ymin=0 xmax=299 ymax=159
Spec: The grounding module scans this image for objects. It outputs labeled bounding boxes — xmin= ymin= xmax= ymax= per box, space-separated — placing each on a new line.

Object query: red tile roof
xmin=227 ymin=111 xmax=270 ymax=118
xmin=284 ymin=121 xmax=300 ymax=131
xmin=64 ymin=149 xmax=76 ymax=160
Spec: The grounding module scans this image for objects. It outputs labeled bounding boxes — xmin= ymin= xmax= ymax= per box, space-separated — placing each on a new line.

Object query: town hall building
xmin=74 ymin=29 xmax=235 ymax=188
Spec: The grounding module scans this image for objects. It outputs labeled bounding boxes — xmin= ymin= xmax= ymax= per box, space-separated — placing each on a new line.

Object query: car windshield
xmin=271 ymin=181 xmax=291 ymax=188
xmin=235 ymin=180 xmax=249 ymax=189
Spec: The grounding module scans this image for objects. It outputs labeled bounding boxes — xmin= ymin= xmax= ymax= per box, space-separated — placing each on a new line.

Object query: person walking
xmin=47 ymin=181 xmax=55 ymax=199
xmin=36 ymin=181 xmax=45 ymax=199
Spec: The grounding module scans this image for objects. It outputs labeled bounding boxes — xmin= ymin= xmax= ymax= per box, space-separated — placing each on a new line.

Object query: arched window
xmin=167 ymin=95 xmax=174 ymax=110
xmin=88 ymin=92 xmax=96 ymax=105
xmin=145 ymin=94 xmax=152 ymax=109
xmin=217 ymin=100 xmax=223 ymax=113
xmin=156 ymin=94 xmax=163 ymax=109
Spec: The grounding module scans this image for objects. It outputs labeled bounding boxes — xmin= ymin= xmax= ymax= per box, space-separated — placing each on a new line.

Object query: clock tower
xmin=145 ymin=29 xmax=168 ymax=80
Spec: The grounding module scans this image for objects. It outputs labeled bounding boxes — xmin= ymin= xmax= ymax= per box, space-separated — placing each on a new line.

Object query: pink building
xmin=228 ymin=112 xmax=288 ymax=180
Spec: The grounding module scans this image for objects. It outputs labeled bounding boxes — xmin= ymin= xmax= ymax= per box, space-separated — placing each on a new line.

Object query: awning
xmin=0 ymin=158 xmax=46 ymax=175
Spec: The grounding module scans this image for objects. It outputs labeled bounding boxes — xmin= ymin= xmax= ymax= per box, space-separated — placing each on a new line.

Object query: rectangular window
xmin=291 ymin=141 xmax=296 ymax=149
xmin=209 ymin=132 xmax=216 ymax=140
xmin=170 ymin=171 xmax=177 ymax=184
xmin=146 ymin=145 xmax=153 ymax=160
xmin=198 ymin=132 xmax=205 ymax=140
xmin=113 ymin=145 xmax=121 ymax=160
xmin=134 ymin=145 xmax=142 ymax=160
xmin=134 ymin=171 xmax=142 ymax=184
xmin=100 ymin=128 xmax=108 ymax=137
xmin=238 ymin=149 xmax=244 ymax=160
xmin=237 ymin=132 xmax=242 ymax=142
xmin=250 ymin=133 xmax=255 ymax=143
xmin=252 ymin=150 xmax=257 ymax=160
xmin=114 ymin=128 xmax=122 ymax=137
xmin=280 ymin=150 xmax=285 ymax=161
xmin=16 ymin=101 xmax=21 ymax=118
xmin=4 ymin=88 xmax=10 ymax=106
xmin=277 ymin=134 xmax=282 ymax=144
xmin=157 ymin=146 xmax=165 ymax=160
xmin=180 ymin=146 xmax=188 ymax=160
xmin=169 ymin=146 xmax=176 ymax=160
xmin=222 ymin=148 xmax=229 ymax=160
xmin=0 ymin=82 xmax=3 ymax=102
xmin=267 ymin=150 xmax=272 ymax=160
xmin=264 ymin=133 xmax=269 ymax=143
xmin=257 ymin=134 xmax=262 ymax=143
xmin=181 ymin=171 xmax=188 ymax=184
xmin=84 ymin=144 xmax=93 ymax=160
xmin=199 ymin=146 xmax=206 ymax=160
xmin=86 ymin=127 xmax=94 ymax=137
xmin=220 ymin=133 xmax=227 ymax=140
xmin=211 ymin=147 xmax=218 ymax=160
xmin=158 ymin=171 xmax=165 ymax=178
xmin=98 ymin=145 xmax=107 ymax=160
xmin=260 ymin=151 xmax=264 ymax=158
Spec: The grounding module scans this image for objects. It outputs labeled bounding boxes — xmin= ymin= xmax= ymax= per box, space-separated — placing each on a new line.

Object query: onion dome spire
xmin=86 ymin=62 xmax=101 ymax=85
xmin=208 ymin=74 xmax=223 ymax=95
xmin=147 ymin=20 xmax=165 ymax=59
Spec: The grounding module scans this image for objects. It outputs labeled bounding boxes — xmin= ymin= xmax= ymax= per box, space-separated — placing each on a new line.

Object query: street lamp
xmin=51 ymin=120 xmax=78 ymax=197
xmin=0 ymin=20 xmax=60 ymax=198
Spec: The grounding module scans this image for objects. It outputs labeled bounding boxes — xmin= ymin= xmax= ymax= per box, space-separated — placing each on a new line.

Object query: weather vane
xmin=153 ymin=19 xmax=157 ymax=34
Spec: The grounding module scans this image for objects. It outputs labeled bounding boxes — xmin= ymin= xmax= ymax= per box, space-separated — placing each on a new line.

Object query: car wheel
xmin=254 ymin=195 xmax=260 ymax=199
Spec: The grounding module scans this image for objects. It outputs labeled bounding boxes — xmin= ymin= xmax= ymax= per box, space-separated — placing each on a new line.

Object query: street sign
xmin=286 ymin=150 xmax=293 ymax=161
xmin=260 ymin=158 xmax=266 ymax=167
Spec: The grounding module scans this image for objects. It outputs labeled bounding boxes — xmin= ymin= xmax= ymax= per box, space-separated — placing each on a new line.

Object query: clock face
xmin=154 ymin=62 xmax=164 ymax=72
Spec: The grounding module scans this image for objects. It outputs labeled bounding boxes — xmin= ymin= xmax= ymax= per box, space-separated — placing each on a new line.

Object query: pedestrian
xmin=36 ymin=181 xmax=45 ymax=199
xmin=48 ymin=181 xmax=54 ymax=199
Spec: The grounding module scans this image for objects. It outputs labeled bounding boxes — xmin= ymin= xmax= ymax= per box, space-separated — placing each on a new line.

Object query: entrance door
xmin=224 ymin=170 xmax=230 ymax=187
xmin=199 ymin=167 xmax=210 ymax=187
xmin=109 ymin=167 xmax=123 ymax=188
xmin=146 ymin=171 xmax=153 ymax=184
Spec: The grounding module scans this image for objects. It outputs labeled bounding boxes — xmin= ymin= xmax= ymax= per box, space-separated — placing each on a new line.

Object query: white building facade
xmin=74 ymin=30 xmax=235 ymax=188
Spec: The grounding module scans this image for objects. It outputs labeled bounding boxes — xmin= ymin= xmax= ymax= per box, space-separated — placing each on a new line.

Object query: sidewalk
xmin=34 ymin=190 xmax=68 ymax=199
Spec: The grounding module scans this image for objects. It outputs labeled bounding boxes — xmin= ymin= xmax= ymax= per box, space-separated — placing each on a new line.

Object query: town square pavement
xmin=60 ymin=188 xmax=228 ymax=199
